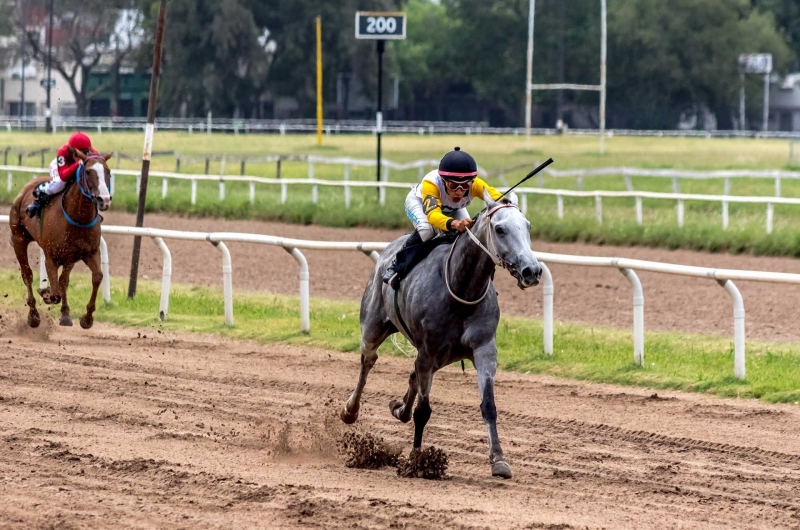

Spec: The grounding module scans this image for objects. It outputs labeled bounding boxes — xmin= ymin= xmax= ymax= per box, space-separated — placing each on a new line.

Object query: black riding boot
xmin=26 ymin=185 xmax=50 ymax=218
xmin=382 ymin=230 xmax=424 ymax=289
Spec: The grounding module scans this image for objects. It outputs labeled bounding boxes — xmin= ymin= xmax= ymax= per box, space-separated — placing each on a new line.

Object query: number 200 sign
xmin=355 ymin=12 xmax=406 ymax=40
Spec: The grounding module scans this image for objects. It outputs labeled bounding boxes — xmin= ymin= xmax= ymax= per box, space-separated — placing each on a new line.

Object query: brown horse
xmin=8 ymin=149 xmax=113 ymax=329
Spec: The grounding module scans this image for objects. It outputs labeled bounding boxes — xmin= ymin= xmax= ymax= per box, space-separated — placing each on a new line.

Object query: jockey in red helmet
xmin=26 ymin=131 xmax=99 ymax=218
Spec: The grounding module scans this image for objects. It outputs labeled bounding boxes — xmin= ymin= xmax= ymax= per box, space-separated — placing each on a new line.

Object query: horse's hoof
xmin=27 ymin=311 xmax=40 ymax=328
xmin=59 ymin=315 xmax=73 ymax=327
xmin=79 ymin=315 xmax=93 ymax=329
xmin=389 ymin=400 xmax=410 ymax=423
xmin=491 ymin=461 xmax=513 ymax=479
xmin=340 ymin=405 xmax=358 ymax=425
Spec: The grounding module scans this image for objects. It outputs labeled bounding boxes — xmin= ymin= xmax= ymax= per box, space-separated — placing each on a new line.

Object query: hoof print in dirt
xmin=338 ymin=432 xmax=400 ymax=469
xmin=396 ymin=446 xmax=448 ymax=480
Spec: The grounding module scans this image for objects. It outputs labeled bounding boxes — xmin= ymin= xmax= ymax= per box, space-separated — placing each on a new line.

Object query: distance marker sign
xmin=355 ymin=12 xmax=406 ymax=40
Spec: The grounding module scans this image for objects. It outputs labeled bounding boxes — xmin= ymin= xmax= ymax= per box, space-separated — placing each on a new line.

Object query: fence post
xmin=99 ymin=237 xmax=110 ymax=304
xmin=136 ymin=173 xmax=141 ymax=196
xmin=39 ymin=248 xmax=47 ymax=289
xmin=309 ymin=161 xmax=318 ymax=203
xmin=6 ymin=170 xmax=11 ymax=192
xmin=219 ymin=180 xmax=225 ymax=200
xmin=161 ymin=178 xmax=168 ymax=199
xmin=557 ymin=194 xmax=564 ymax=219
xmin=541 ymin=263 xmax=553 ymax=356
xmin=577 ymin=175 xmax=584 ymax=191
xmin=722 ymin=200 xmax=729 ymax=229
xmin=205 ymin=157 xmax=210 ymax=175
xmin=281 ymin=182 xmax=287 ymax=204
xmin=175 ymin=156 xmax=181 ymax=173
xmin=677 ymin=199 xmax=684 ymax=227
xmin=191 ymin=179 xmax=197 ymax=205
xmin=152 ymin=237 xmax=172 ymax=320
xmin=521 ymin=193 xmax=528 ymax=214
xmin=537 ymin=172 xmax=544 ymax=188
xmin=672 ymin=176 xmax=679 ymax=194
xmin=635 ymin=196 xmax=643 ymax=225
xmin=379 ymin=165 xmax=389 ymax=206
xmin=240 ymin=160 xmax=246 ymax=176
xmin=623 ymin=168 xmax=633 ymax=191
xmin=286 ymin=247 xmax=310 ymax=333
xmin=344 ymin=163 xmax=351 ymax=209
xmin=766 ymin=202 xmax=774 ymax=234
xmin=212 ymin=240 xmax=234 ymax=325
xmin=775 ymin=176 xmax=781 ymax=197
xmin=276 ymin=158 xmax=282 ymax=179
xmin=618 ymin=266 xmax=644 ymax=366
xmin=249 ymin=182 xmax=255 ymax=204
xmin=595 ymin=193 xmax=602 ymax=224
xmin=718 ymin=279 xmax=745 ymax=380
xmin=724 ymin=177 xmax=730 ymax=196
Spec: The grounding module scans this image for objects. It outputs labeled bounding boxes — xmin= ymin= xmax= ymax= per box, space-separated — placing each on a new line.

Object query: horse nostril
xmin=521 ymin=267 xmax=534 ymax=280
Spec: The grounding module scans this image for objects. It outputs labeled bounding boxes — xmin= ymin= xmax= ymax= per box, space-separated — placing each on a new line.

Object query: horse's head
xmin=72 ymin=148 xmax=113 ymax=211
xmin=481 ymin=190 xmax=542 ymax=289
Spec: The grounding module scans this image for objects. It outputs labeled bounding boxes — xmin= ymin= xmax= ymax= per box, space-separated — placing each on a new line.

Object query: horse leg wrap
xmin=412 ymin=401 xmax=432 ymax=448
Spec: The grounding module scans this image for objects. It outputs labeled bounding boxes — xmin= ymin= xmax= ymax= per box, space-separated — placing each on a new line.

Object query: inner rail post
xmin=635 ymin=196 xmax=643 ymax=225
xmin=285 ymin=247 xmax=310 ymax=333
xmin=595 ymin=193 xmax=602 ymax=224
xmin=717 ymin=278 xmax=745 ymax=380
xmin=616 ymin=264 xmax=644 ymax=366
xmin=344 ymin=163 xmax=351 ymax=208
xmin=152 ymin=236 xmax=172 ymax=320
xmin=99 ymin=237 xmax=111 ymax=303
xmin=210 ymin=239 xmax=233 ymax=325
xmin=309 ymin=161 xmax=318 ymax=203
xmin=541 ymin=263 xmax=554 ymax=355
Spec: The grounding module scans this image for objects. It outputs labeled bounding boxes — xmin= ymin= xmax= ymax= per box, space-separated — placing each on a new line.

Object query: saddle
xmin=391 ymin=233 xmax=457 ymax=288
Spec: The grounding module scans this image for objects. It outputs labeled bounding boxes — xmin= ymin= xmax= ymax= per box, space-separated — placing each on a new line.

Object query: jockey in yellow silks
xmin=382 ymin=147 xmax=507 ymax=287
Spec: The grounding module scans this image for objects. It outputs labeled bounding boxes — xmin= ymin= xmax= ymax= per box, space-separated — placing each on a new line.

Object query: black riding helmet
xmin=438 ymin=147 xmax=477 ymax=183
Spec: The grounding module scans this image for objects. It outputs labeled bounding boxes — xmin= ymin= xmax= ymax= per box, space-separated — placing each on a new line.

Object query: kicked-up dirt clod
xmin=338 ymin=431 xmax=400 ymax=469
xmin=396 ymin=446 xmax=449 ymax=479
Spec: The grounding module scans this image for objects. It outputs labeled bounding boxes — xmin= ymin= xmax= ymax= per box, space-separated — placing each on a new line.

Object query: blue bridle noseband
xmin=61 ymin=158 xmax=104 ymax=229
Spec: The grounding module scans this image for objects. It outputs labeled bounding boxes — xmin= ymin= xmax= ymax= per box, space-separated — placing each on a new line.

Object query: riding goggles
xmin=444 ymin=179 xmax=474 ymax=192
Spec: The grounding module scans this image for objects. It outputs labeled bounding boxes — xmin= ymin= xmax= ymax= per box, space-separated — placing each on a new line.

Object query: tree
xmin=20 ymin=0 xmax=137 ymax=116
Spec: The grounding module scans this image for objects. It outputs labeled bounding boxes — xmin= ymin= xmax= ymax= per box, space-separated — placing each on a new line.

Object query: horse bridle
xmin=61 ymin=155 xmax=106 ymax=229
xmin=444 ymin=202 xmax=519 ymax=305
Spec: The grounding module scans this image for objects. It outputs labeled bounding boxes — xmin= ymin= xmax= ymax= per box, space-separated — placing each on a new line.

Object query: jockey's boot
xmin=382 ymin=231 xmax=423 ymax=289
xmin=26 ymin=185 xmax=50 ymax=218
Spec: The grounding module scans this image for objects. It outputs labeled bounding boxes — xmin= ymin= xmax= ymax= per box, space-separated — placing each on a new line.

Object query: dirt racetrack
xmin=1 ymin=316 xmax=799 ymax=529
xmin=4 ymin=210 xmax=800 ymax=341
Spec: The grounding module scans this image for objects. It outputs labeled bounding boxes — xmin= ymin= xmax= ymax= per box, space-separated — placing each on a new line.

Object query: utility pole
xmin=376 ymin=39 xmax=384 ymax=198
xmin=128 ymin=0 xmax=167 ymax=298
xmin=19 ymin=0 xmax=25 ymax=120
xmin=45 ymin=0 xmax=54 ymax=132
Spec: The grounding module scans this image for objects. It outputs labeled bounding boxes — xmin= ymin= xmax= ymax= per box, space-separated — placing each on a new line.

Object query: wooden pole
xmin=128 ymin=0 xmax=167 ymax=298
xmin=316 ymin=16 xmax=323 ymax=146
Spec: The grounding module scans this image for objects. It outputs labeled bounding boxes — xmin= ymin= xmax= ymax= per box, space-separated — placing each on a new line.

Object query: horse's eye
xmin=495 ymin=225 xmax=506 ymax=236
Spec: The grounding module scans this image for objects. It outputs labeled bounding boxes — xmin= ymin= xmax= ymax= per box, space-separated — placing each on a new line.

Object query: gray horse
xmin=341 ymin=191 xmax=542 ymax=478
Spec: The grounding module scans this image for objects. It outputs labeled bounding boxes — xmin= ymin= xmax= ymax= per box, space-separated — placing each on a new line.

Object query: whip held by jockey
xmin=382 ymin=146 xmax=514 ymax=289
xmin=26 ymin=131 xmax=98 ymax=218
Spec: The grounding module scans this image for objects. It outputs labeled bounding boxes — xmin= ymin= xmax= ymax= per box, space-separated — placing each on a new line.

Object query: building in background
xmin=770 ymin=73 xmax=800 ymax=132
xmin=1 ymin=59 xmax=77 ymax=117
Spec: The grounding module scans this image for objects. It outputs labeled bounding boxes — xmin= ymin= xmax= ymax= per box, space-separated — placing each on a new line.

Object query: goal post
xmin=525 ymin=0 xmax=607 ymax=154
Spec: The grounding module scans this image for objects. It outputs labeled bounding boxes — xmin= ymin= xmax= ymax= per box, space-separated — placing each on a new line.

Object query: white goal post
xmin=525 ymin=0 xmax=607 ymax=154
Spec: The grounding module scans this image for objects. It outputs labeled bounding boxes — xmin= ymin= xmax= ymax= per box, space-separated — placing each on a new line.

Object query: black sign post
xmin=355 ymin=12 xmax=406 ymax=199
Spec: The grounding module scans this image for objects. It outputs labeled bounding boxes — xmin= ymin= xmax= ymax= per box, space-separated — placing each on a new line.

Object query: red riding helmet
xmin=68 ymin=131 xmax=92 ymax=151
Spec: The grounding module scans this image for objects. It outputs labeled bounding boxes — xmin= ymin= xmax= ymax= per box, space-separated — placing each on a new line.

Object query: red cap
xmin=68 ymin=131 xmax=92 ymax=151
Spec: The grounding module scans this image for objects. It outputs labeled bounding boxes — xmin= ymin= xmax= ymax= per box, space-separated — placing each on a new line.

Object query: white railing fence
xmin=2 ymin=164 xmax=796 ymax=232
xmin=4 ymin=115 xmax=800 ymax=140
xmin=4 ymin=214 xmax=800 ymax=380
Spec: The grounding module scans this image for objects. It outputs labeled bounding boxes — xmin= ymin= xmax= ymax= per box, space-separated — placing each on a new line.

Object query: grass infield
xmin=1 ymin=269 xmax=798 ymax=405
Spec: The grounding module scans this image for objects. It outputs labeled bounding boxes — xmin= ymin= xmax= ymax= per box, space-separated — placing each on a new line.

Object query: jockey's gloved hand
xmin=451 ymin=218 xmax=473 ymax=232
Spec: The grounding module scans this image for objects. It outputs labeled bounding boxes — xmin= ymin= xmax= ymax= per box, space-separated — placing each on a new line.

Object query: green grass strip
xmin=1 ymin=269 xmax=799 ymax=405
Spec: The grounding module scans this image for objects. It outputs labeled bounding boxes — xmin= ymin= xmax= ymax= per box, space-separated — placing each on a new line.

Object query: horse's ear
xmin=103 ymin=152 xmax=113 ymax=162
xmin=70 ymin=146 xmax=86 ymax=161
xmin=484 ymin=189 xmax=497 ymax=209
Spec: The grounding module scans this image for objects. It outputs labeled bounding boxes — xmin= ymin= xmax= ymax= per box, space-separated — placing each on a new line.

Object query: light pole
xmin=45 ymin=0 xmax=54 ymax=132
